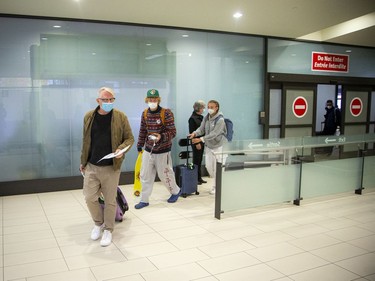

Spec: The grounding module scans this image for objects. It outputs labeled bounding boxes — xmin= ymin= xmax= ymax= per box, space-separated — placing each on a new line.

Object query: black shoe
xmin=198 ymin=179 xmax=207 ymax=184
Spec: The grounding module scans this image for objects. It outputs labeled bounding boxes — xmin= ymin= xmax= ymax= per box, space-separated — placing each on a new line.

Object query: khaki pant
xmin=83 ymin=163 xmax=120 ymax=232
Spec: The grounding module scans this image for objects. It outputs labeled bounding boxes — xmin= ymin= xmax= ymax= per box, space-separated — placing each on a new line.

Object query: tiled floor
xmin=1 ymin=178 xmax=375 ymax=281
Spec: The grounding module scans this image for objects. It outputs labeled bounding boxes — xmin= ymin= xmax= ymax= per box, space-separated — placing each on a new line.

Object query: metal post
xmin=355 ymin=148 xmax=366 ymax=195
xmin=293 ymin=151 xmax=303 ymax=206
xmin=214 ymin=161 xmax=223 ymax=219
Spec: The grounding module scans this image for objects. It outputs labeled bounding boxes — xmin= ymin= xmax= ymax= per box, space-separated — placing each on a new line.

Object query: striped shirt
xmin=137 ymin=106 xmax=176 ymax=154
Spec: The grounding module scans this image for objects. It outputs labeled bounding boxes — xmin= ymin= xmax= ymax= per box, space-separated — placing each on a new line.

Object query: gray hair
xmin=193 ymin=100 xmax=206 ymax=112
xmin=99 ymin=87 xmax=115 ymax=98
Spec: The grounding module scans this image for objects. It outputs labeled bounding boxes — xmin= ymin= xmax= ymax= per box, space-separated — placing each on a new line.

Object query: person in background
xmin=188 ymin=100 xmax=207 ymax=185
xmin=188 ymin=100 xmax=227 ymax=195
xmin=135 ymin=89 xmax=181 ymax=209
xmin=321 ymin=99 xmax=342 ymax=136
xmin=80 ymin=87 xmax=134 ymax=247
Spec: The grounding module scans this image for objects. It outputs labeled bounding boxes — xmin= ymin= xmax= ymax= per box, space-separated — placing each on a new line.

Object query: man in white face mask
xmin=188 ymin=100 xmax=228 ymax=195
xmin=135 ymin=89 xmax=181 ymax=209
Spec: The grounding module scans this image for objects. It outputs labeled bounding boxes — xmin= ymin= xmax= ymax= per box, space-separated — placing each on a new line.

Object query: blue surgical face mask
xmin=102 ymin=102 xmax=114 ymax=112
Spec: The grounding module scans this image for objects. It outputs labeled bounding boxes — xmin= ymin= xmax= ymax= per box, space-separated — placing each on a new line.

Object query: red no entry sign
xmin=350 ymin=97 xmax=362 ymax=117
xmin=293 ymin=96 xmax=308 ymax=118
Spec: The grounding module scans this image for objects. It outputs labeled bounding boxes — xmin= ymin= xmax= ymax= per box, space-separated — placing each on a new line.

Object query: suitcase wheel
xmin=195 ymin=191 xmax=200 ymax=195
xmin=182 ymin=193 xmax=187 ymax=198
xmin=134 ymin=190 xmax=140 ymax=197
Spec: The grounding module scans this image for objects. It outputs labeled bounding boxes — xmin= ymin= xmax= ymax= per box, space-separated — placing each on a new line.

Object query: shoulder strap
xmin=160 ymin=108 xmax=166 ymax=125
xmin=214 ymin=114 xmax=224 ymax=125
xmin=143 ymin=108 xmax=148 ymax=120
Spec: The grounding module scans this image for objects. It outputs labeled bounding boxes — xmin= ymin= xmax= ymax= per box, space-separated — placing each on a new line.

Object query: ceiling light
xmin=233 ymin=12 xmax=243 ymax=19
xmin=182 ymin=34 xmax=189 ymax=38
xmin=345 ymin=50 xmax=352 ymax=53
xmin=53 ymin=25 xmax=61 ymax=28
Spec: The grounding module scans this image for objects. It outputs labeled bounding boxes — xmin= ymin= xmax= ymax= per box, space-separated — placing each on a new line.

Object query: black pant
xmin=192 ymin=144 xmax=204 ymax=180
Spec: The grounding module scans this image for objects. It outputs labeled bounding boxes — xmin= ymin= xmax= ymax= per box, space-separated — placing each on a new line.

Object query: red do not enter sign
xmin=350 ymin=97 xmax=362 ymax=117
xmin=292 ymin=96 xmax=308 ymax=118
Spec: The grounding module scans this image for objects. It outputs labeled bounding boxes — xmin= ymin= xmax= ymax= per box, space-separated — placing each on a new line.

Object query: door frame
xmin=264 ymin=73 xmax=375 ymax=139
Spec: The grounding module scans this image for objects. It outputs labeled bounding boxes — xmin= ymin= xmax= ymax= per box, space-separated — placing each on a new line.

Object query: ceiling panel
xmin=0 ymin=0 xmax=374 ymax=47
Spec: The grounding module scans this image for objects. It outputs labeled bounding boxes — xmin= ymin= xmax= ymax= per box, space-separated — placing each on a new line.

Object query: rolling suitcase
xmin=99 ymin=187 xmax=129 ymax=222
xmin=176 ymin=138 xmax=199 ymax=198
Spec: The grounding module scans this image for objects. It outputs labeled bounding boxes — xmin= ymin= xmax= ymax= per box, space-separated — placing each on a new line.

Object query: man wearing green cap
xmin=135 ymin=89 xmax=181 ymax=209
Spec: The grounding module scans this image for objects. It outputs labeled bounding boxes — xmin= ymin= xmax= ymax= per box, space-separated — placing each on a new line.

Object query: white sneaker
xmin=90 ymin=225 xmax=102 ymax=240
xmin=209 ymin=187 xmax=216 ymax=195
xmin=100 ymin=230 xmax=112 ymax=247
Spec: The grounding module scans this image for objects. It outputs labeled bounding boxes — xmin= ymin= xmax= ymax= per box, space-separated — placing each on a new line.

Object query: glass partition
xmin=216 ymin=134 xmax=375 ymax=219
xmin=0 ymin=16 xmax=264 ymax=183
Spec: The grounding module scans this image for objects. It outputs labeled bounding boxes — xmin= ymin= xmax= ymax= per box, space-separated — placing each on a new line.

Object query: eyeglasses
xmin=99 ymin=98 xmax=115 ymax=103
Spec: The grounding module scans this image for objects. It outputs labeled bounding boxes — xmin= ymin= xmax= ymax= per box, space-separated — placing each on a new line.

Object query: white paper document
xmin=97 ymin=145 xmax=131 ymax=163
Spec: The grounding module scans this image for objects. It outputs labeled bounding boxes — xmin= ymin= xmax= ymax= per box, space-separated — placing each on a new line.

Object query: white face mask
xmin=148 ymin=102 xmax=158 ymax=110
xmin=208 ymin=108 xmax=215 ymax=115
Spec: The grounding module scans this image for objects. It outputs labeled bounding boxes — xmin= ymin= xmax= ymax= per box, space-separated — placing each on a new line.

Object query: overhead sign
xmin=292 ymin=96 xmax=308 ymax=118
xmin=311 ymin=52 xmax=349 ymax=73
xmin=350 ymin=97 xmax=363 ymax=117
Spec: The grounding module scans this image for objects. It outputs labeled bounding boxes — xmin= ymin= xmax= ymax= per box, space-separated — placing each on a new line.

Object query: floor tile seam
xmin=199 ymin=255 xmax=264 ymax=276
xmin=207 ymin=247 xmax=265 ymax=262
xmin=281 ymin=221 xmax=338 ymax=239
xmin=145 ymin=219 xmax=203 ymax=233
xmin=4 ymin=263 xmax=70 ymax=281
xmin=3 ymin=241 xmax=60 ymax=256
xmin=355 ymin=223 xmax=375 ymax=233
xmin=345 ymin=234 xmax=375 ymax=248
xmin=112 ymin=234 xmax=168 ymax=248
xmin=287 ymin=262 xmax=362 ymax=279
xmin=244 ymin=242 xmax=307 ymax=263
xmin=3 ymin=256 xmax=66 ymax=269
xmin=62 ymin=248 xmax=128 ymax=261
xmin=287 ymin=238 xmax=344 ymax=253
xmin=157 ymin=224 xmax=210 ymax=239
xmin=212 ymin=262 xmax=287 ymax=280
xmin=168 ymin=238 xmax=218 ymax=251
xmin=111 ymin=228 xmax=165 ymax=241
xmin=346 ymin=237 xmax=375 ymax=253
xmin=145 ymin=249 xmax=211 ymax=272
xmin=37 ymin=193 xmax=72 ymax=273
xmin=138 ymin=261 xmax=211 ymax=280
xmin=117 ymin=245 xmax=179 ymax=261
xmin=332 ymin=259 xmax=370 ymax=278
xmin=309 ymin=247 xmax=374 ymax=265
xmin=194 ymin=238 xmax=257 ymax=258
xmin=264 ymin=256 xmax=332 ymax=277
